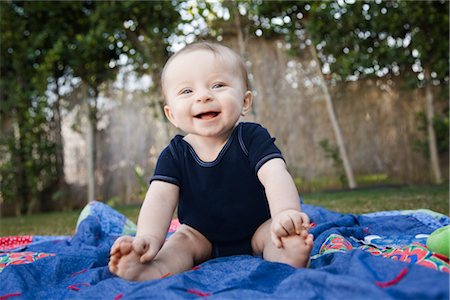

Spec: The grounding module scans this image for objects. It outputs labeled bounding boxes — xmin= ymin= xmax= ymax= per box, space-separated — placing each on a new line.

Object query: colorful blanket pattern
xmin=317 ymin=233 xmax=449 ymax=272
xmin=0 ymin=201 xmax=449 ymax=299
xmin=0 ymin=202 xmax=178 ymax=275
xmin=0 ymin=236 xmax=33 ymax=251
xmin=0 ymin=251 xmax=55 ymax=273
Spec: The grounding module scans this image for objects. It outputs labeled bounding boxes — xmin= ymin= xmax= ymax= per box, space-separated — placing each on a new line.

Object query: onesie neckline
xmin=179 ymin=123 xmax=241 ymax=167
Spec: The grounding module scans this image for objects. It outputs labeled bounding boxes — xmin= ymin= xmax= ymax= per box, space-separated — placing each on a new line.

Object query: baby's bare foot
xmin=280 ymin=233 xmax=314 ymax=268
xmin=110 ymin=251 xmax=166 ymax=281
xmin=109 ymin=236 xmax=134 ymax=275
xmin=302 ymin=234 xmax=314 ymax=266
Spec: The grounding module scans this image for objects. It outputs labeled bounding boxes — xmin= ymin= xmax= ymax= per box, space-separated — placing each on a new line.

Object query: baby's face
xmin=163 ymin=49 xmax=251 ymax=138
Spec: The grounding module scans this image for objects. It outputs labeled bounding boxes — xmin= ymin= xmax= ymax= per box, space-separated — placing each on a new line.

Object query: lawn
xmin=303 ymin=184 xmax=449 ymax=215
xmin=1 ymin=184 xmax=448 ymax=236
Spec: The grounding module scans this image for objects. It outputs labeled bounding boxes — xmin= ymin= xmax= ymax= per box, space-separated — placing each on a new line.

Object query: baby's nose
xmin=196 ymin=89 xmax=213 ymax=102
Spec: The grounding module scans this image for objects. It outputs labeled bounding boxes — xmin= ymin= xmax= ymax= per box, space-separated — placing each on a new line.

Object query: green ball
xmin=427 ymin=225 xmax=450 ymax=257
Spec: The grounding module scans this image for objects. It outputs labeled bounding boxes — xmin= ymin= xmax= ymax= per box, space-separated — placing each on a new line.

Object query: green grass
xmin=294 ymin=172 xmax=399 ymax=193
xmin=1 ymin=184 xmax=448 ymax=236
xmin=303 ymin=184 xmax=449 ymax=215
xmin=0 ymin=205 xmax=142 ymax=237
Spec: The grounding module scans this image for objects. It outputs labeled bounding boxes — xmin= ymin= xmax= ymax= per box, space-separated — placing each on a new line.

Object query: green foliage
xmin=209 ymin=1 xmax=449 ymax=87
xmin=106 ymin=195 xmax=122 ymax=208
xmin=234 ymin=0 xmax=448 ymax=183
xmin=305 ymin=0 xmax=449 ymax=85
xmin=134 ymin=165 xmax=149 ymax=200
xmin=0 ymin=1 xmax=182 ymax=214
xmin=0 ymin=2 xmax=59 ymax=214
xmin=319 ymin=139 xmax=347 ymax=187
xmin=2 ymin=0 xmax=448 ymax=213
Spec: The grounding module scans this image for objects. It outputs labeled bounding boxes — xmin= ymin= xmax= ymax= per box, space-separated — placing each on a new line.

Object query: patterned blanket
xmin=1 ymin=201 xmax=449 ymax=299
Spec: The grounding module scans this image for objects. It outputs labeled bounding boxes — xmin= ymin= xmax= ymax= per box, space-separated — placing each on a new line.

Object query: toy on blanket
xmin=427 ymin=225 xmax=450 ymax=257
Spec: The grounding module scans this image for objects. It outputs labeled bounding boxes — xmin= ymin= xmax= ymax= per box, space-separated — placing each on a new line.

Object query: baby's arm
xmin=134 ymin=180 xmax=179 ymax=262
xmin=110 ymin=181 xmax=179 ymax=263
xmin=257 ymin=158 xmax=310 ymax=248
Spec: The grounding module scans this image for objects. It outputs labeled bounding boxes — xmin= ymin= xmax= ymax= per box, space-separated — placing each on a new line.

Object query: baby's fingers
xmin=272 ymin=220 xmax=290 ymax=237
xmin=293 ymin=213 xmax=310 ymax=235
xmin=140 ymin=248 xmax=158 ymax=263
xmin=271 ymin=222 xmax=290 ymax=248
xmin=132 ymin=237 xmax=149 ymax=255
xmin=300 ymin=212 xmax=311 ymax=228
xmin=292 ymin=213 xmax=310 ymax=237
xmin=291 ymin=216 xmax=303 ymax=235
xmin=132 ymin=237 xmax=158 ymax=263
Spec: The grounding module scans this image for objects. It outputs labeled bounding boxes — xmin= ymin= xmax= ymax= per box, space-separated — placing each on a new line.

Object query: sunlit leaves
xmin=306 ymin=0 xmax=449 ymax=85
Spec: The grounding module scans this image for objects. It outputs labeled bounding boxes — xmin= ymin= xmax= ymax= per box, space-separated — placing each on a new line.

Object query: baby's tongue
xmin=198 ymin=112 xmax=218 ymax=119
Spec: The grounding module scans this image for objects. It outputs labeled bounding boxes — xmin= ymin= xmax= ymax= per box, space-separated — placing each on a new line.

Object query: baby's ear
xmin=241 ymin=91 xmax=253 ymax=116
xmin=164 ymin=105 xmax=178 ymax=128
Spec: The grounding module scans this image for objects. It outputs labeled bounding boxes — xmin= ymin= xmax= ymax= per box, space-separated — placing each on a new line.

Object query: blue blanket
xmin=1 ymin=201 xmax=449 ymax=299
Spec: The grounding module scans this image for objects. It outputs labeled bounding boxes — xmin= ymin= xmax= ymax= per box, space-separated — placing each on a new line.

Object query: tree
xmin=36 ymin=1 xmax=181 ymax=202
xmin=305 ymin=0 xmax=448 ymax=184
xmin=4 ymin=1 xmax=125 ymax=204
xmin=33 ymin=2 xmax=95 ymax=204
xmin=1 ymin=1 xmax=184 ymax=210
xmin=64 ymin=2 xmax=124 ymax=202
xmin=0 ymin=1 xmax=60 ymax=215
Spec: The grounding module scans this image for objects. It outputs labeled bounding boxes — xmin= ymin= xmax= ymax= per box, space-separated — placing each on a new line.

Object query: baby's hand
xmin=131 ymin=235 xmax=160 ymax=263
xmin=271 ymin=210 xmax=310 ymax=248
xmin=110 ymin=235 xmax=160 ymax=264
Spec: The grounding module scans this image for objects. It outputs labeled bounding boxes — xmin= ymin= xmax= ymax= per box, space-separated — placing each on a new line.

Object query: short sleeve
xmin=149 ymin=144 xmax=181 ymax=186
xmin=240 ymin=123 xmax=284 ymax=174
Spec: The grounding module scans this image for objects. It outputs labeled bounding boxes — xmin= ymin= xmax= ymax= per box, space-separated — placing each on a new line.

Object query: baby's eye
xmin=212 ymin=83 xmax=225 ymax=89
xmin=180 ymin=88 xmax=192 ymax=95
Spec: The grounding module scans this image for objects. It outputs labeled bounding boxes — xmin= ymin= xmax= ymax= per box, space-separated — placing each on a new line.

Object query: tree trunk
xmin=12 ymin=75 xmax=31 ymax=216
xmin=231 ymin=0 xmax=246 ymax=58
xmin=87 ymin=109 xmax=95 ymax=201
xmin=424 ymin=68 xmax=442 ymax=184
xmin=13 ymin=117 xmax=27 ymax=216
xmin=309 ymin=45 xmax=357 ymax=189
xmin=26 ymin=195 xmax=38 ymax=216
xmin=86 ymin=87 xmax=97 ymax=202
xmin=53 ymin=82 xmax=66 ymax=185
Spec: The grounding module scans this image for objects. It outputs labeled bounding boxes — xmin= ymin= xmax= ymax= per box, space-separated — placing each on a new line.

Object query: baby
xmin=109 ymin=42 xmax=314 ymax=281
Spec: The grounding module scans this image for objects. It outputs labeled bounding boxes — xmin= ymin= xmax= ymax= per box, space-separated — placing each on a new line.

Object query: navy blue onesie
xmin=150 ymin=122 xmax=284 ymax=258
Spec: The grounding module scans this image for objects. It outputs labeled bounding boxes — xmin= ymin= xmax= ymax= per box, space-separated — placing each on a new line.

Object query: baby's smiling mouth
xmin=194 ymin=111 xmax=220 ymax=120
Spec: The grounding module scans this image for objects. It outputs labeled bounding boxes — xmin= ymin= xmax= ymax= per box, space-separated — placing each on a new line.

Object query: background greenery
xmin=0 ymin=1 xmax=448 ymax=218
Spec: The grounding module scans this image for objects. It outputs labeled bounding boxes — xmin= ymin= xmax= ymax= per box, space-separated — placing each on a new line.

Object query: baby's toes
xmin=299 ymin=230 xmax=309 ymax=239
xmin=305 ymin=234 xmax=314 ymax=248
xmin=119 ymin=241 xmax=133 ymax=254
xmin=108 ymin=261 xmax=118 ymax=274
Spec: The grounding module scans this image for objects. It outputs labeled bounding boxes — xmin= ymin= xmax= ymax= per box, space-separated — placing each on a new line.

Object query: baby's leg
xmin=251 ymin=219 xmax=314 ymax=268
xmin=109 ymin=224 xmax=212 ymax=281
